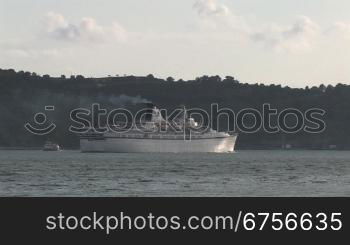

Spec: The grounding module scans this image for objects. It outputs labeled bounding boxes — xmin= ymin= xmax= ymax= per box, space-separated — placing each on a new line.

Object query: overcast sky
xmin=1 ymin=0 xmax=350 ymax=87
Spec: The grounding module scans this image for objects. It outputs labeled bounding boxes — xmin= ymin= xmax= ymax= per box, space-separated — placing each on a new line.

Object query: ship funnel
xmin=138 ymin=102 xmax=156 ymax=122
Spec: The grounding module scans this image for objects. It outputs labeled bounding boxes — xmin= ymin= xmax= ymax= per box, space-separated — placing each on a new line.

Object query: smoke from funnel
xmin=108 ymin=95 xmax=151 ymax=106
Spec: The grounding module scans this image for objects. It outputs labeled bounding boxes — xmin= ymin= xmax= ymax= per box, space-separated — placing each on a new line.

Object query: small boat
xmin=43 ymin=141 xmax=60 ymax=151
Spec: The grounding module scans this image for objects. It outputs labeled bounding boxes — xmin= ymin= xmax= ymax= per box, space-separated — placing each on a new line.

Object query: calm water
xmin=0 ymin=150 xmax=349 ymax=196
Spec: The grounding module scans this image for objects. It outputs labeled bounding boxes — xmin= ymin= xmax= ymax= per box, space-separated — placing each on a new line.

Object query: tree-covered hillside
xmin=1 ymin=68 xmax=350 ymax=149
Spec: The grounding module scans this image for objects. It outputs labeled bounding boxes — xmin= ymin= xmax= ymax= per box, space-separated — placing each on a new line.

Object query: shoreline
xmin=0 ymin=147 xmax=348 ymax=151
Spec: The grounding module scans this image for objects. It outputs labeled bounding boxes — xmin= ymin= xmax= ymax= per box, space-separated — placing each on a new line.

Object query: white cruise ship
xmin=79 ymin=105 xmax=237 ymax=153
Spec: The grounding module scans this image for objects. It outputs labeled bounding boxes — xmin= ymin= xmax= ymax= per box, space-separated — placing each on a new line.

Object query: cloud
xmin=193 ymin=0 xmax=230 ymax=17
xmin=193 ymin=1 xmax=319 ymax=52
xmin=44 ymin=12 xmax=127 ymax=42
xmin=283 ymin=16 xmax=319 ymax=38
xmin=193 ymin=0 xmax=249 ymax=35
xmin=327 ymin=22 xmax=350 ymax=39
xmin=252 ymin=16 xmax=320 ymax=52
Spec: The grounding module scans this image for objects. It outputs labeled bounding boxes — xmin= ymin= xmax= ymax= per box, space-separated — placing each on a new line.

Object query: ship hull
xmin=80 ymin=135 xmax=237 ymax=153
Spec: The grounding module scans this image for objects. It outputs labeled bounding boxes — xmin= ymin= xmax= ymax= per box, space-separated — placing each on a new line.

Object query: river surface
xmin=0 ymin=150 xmax=349 ymax=196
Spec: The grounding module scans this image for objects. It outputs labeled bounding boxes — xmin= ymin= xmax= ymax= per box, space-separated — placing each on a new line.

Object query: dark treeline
xmin=1 ymin=68 xmax=350 ymax=150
